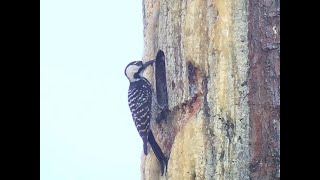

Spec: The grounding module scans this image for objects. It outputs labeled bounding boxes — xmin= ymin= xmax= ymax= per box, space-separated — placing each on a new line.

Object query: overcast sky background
xmin=40 ymin=0 xmax=144 ymax=179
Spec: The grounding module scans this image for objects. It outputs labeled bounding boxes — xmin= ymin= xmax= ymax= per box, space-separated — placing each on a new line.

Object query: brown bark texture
xmin=140 ymin=0 xmax=280 ymax=179
xmin=247 ymin=0 xmax=280 ymax=179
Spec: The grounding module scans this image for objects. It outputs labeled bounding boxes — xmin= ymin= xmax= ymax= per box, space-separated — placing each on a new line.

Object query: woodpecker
xmin=124 ymin=59 xmax=167 ymax=175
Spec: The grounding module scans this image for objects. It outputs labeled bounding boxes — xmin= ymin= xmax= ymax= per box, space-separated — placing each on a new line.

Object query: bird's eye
xmin=134 ymin=72 xmax=140 ymax=79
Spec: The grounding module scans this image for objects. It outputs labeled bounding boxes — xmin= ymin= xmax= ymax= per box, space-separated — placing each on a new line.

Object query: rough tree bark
xmin=141 ymin=0 xmax=280 ymax=179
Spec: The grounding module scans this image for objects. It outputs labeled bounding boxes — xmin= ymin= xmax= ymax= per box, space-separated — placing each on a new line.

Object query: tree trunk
xmin=141 ymin=0 xmax=280 ymax=179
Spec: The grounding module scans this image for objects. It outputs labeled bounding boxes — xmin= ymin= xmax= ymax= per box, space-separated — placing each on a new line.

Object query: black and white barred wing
xmin=128 ymin=80 xmax=153 ymax=154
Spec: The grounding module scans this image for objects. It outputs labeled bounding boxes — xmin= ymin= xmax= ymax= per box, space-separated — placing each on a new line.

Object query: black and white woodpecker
xmin=124 ymin=59 xmax=167 ymax=175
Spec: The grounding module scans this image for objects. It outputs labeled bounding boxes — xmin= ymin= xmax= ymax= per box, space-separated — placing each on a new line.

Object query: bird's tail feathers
xmin=143 ymin=138 xmax=148 ymax=155
xmin=148 ymin=131 xmax=168 ymax=175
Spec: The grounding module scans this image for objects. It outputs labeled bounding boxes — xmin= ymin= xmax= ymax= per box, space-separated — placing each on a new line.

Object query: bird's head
xmin=124 ymin=60 xmax=155 ymax=82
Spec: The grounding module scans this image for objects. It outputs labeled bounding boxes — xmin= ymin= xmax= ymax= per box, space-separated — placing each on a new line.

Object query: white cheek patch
xmin=126 ymin=65 xmax=140 ymax=81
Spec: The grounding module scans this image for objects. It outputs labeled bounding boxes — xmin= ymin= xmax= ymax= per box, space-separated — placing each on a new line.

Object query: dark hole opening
xmin=155 ymin=50 xmax=168 ymax=120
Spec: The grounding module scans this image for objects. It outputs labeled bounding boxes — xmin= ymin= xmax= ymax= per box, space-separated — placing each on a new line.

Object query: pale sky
xmin=40 ymin=0 xmax=144 ymax=179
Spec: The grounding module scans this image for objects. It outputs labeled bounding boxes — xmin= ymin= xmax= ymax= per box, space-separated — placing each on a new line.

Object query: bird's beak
xmin=142 ymin=59 xmax=156 ymax=69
